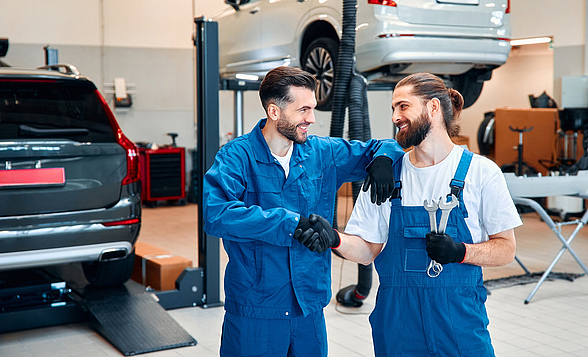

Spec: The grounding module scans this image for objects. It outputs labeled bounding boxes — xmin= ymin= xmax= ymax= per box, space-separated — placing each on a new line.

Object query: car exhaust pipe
xmin=99 ymin=248 xmax=128 ymax=261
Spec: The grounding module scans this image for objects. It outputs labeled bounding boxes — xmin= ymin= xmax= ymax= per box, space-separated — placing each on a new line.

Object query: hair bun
xmin=447 ymin=88 xmax=464 ymax=112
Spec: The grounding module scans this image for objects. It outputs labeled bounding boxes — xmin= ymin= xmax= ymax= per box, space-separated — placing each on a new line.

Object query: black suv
xmin=0 ymin=64 xmax=141 ymax=287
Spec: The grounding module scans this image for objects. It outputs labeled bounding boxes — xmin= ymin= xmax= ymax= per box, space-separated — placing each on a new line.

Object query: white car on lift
xmin=214 ymin=0 xmax=511 ymax=110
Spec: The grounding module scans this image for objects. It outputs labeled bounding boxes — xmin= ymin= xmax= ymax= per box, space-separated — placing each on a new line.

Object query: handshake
xmin=294 ymin=214 xmax=341 ymax=253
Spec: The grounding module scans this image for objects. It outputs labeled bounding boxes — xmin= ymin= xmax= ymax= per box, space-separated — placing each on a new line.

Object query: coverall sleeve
xmin=330 ymin=138 xmax=404 ymax=187
xmin=202 ymin=148 xmax=298 ymax=246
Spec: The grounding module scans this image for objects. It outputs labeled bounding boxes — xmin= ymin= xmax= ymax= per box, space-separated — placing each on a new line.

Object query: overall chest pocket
xmin=300 ymin=170 xmax=323 ymax=212
xmin=246 ymin=174 xmax=284 ymax=208
xmin=403 ymin=225 xmax=458 ymax=272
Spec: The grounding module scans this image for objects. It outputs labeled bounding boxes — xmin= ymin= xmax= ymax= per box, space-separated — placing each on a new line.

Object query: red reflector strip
xmin=378 ymin=33 xmax=415 ymax=38
xmin=0 ymin=168 xmax=65 ymax=187
xmin=102 ymin=218 xmax=140 ymax=227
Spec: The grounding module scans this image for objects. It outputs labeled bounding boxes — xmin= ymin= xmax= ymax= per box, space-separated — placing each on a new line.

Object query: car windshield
xmin=0 ymin=79 xmax=116 ymax=142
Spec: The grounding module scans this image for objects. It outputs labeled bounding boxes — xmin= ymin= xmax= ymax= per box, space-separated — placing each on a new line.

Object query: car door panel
xmin=217 ymin=1 xmax=263 ymax=75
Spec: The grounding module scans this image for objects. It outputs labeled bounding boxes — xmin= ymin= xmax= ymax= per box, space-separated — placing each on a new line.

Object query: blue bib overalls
xmin=369 ymin=151 xmax=495 ymax=356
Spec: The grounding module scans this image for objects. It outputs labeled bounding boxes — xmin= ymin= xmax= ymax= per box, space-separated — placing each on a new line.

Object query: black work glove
xmin=295 ymin=228 xmax=324 ymax=253
xmin=363 ymin=156 xmax=394 ymax=205
xmin=309 ymin=214 xmax=340 ymax=251
xmin=295 ymin=215 xmax=311 ymax=233
xmin=294 ymin=215 xmax=321 ymax=252
xmin=294 ymin=214 xmax=340 ymax=253
xmin=425 ymin=232 xmax=466 ymax=265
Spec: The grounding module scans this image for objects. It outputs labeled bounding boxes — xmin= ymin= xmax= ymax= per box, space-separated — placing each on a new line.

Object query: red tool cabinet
xmin=139 ymin=147 xmax=186 ymax=206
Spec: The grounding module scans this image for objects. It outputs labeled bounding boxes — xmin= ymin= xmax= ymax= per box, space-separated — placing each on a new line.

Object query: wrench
xmin=423 ymin=199 xmax=442 ymax=278
xmin=438 ymin=194 xmax=459 ymax=234
xmin=423 ymin=199 xmax=438 ymax=233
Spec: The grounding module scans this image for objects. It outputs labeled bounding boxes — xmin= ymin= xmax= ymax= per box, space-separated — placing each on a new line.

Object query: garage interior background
xmin=1 ymin=0 xmax=587 ymax=168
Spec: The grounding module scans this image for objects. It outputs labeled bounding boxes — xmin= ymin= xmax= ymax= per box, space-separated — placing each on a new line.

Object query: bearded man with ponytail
xmin=302 ymin=73 xmax=522 ymax=356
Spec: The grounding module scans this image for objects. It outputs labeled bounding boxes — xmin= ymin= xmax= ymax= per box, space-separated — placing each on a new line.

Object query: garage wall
xmin=510 ymin=0 xmax=585 ymax=48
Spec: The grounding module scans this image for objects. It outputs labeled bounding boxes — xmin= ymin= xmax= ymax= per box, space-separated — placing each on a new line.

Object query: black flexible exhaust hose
xmin=329 ymin=0 xmax=374 ymax=301
xmin=349 ymin=72 xmax=373 ymax=299
xmin=329 ymin=0 xmax=357 ymax=138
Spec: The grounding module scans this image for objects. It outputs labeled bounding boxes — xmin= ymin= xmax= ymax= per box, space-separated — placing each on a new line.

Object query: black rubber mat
xmin=484 ymin=272 xmax=584 ymax=291
xmin=85 ymin=292 xmax=197 ymax=356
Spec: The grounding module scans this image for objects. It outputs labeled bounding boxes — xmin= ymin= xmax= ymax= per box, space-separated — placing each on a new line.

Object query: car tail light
xmin=368 ymin=0 xmax=397 ymax=6
xmin=95 ymin=89 xmax=140 ymax=185
xmin=102 ymin=218 xmax=140 ymax=227
xmin=505 ymin=0 xmax=510 ymax=13
xmin=117 ymin=130 xmax=140 ymax=185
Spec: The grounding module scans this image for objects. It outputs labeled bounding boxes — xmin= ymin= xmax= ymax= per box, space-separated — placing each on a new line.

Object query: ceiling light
xmin=510 ymin=37 xmax=552 ymax=46
xmin=235 ymin=74 xmax=259 ymax=81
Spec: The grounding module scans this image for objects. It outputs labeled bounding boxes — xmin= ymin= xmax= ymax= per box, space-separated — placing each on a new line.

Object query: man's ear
xmin=428 ymin=97 xmax=441 ymax=118
xmin=267 ymin=103 xmax=281 ymax=122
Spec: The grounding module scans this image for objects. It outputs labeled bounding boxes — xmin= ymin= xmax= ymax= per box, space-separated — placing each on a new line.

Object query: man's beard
xmin=277 ymin=113 xmax=307 ymax=144
xmin=396 ymin=107 xmax=431 ymax=149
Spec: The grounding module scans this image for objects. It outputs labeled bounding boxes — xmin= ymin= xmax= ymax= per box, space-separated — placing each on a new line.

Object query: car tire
xmin=82 ymin=249 xmax=135 ymax=287
xmin=451 ymin=69 xmax=493 ymax=109
xmin=301 ymin=37 xmax=339 ymax=111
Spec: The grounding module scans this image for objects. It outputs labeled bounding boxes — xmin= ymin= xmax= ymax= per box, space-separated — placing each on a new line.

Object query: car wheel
xmin=451 ymin=69 xmax=493 ymax=109
xmin=82 ymin=249 xmax=135 ymax=287
xmin=302 ymin=37 xmax=339 ymax=111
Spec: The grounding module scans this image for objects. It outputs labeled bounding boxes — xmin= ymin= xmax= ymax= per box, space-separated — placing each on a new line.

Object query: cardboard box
xmin=132 ymin=242 xmax=193 ymax=291
xmin=131 ymin=242 xmax=168 ymax=284
xmin=338 ymin=182 xmax=352 ymax=197
xmin=493 ymin=108 xmax=560 ymax=175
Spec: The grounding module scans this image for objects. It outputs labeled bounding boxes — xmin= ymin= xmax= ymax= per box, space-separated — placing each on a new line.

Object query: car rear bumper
xmin=0 ymin=241 xmax=134 ymax=271
xmin=356 ymin=35 xmax=511 ymax=74
xmin=0 ymin=183 xmax=141 ymax=269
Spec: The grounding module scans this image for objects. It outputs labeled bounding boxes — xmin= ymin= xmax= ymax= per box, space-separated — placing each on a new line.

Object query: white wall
xmin=103 ymin=0 xmax=195 ymax=49
xmin=0 ymin=0 xmax=195 ymax=49
xmin=510 ymin=0 xmax=585 ymax=47
xmin=195 ymin=1 xmax=228 ymax=19
xmin=0 ymin=1 xmax=102 ymax=46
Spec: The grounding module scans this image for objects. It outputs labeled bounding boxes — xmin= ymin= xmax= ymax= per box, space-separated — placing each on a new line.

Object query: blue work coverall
xmin=204 ymin=119 xmax=403 ymax=356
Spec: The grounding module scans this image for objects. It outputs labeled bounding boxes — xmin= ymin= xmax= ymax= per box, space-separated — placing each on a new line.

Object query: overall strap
xmin=449 ymin=150 xmax=473 ymax=217
xmin=390 ymin=157 xmax=403 ymax=201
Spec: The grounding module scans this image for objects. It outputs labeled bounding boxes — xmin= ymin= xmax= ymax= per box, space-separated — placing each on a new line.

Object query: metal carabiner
xmin=427 ymin=259 xmax=443 ymax=278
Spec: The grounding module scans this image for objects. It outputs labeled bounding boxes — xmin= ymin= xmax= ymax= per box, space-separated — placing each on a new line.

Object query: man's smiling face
xmin=392 ymin=85 xmax=432 ymax=149
xmin=276 ymin=86 xmax=317 ymax=144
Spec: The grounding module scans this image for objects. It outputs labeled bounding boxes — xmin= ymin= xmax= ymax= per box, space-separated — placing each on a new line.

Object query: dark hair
xmin=259 ymin=66 xmax=318 ymax=113
xmin=395 ymin=73 xmax=464 ymax=137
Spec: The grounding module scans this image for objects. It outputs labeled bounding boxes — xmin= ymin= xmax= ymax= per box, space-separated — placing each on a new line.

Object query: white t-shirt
xmin=271 ymin=143 xmax=294 ymax=178
xmin=345 ymin=145 xmax=522 ymax=244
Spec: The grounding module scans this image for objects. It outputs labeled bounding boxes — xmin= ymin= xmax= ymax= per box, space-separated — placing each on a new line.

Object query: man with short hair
xmin=297 ymin=72 xmax=522 ymax=356
xmin=203 ymin=66 xmax=404 ymax=356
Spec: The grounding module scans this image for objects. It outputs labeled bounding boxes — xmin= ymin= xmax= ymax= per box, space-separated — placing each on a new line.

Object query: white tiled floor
xmin=1 ymin=203 xmax=587 ymax=357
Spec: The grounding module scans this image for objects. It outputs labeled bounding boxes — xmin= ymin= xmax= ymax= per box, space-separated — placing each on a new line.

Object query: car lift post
xmin=194 ymin=16 xmax=222 ymax=308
